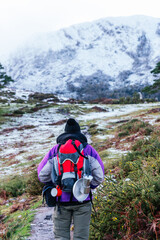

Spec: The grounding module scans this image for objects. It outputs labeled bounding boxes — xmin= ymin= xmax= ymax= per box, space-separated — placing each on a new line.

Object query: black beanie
xmin=65 ymin=118 xmax=81 ymax=133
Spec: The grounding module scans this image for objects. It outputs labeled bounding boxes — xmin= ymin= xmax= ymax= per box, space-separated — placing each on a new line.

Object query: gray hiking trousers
xmin=53 ymin=201 xmax=92 ymax=240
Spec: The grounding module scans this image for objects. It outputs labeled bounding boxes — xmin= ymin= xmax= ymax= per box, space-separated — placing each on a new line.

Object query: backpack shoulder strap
xmin=57 ymin=143 xmax=62 ymax=152
xmin=71 ymin=140 xmax=88 ymax=159
xmin=72 ymin=140 xmax=91 ymax=176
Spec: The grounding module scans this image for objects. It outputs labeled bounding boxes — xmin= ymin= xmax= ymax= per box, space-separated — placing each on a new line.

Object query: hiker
xmin=38 ymin=118 xmax=104 ymax=240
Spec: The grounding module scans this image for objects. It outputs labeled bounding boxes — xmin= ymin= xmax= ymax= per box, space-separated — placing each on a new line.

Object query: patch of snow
xmin=107 ymin=148 xmax=129 ymax=157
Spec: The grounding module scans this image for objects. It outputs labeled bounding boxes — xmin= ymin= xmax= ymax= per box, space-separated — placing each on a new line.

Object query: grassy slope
xmin=0 ymin=89 xmax=160 ymax=239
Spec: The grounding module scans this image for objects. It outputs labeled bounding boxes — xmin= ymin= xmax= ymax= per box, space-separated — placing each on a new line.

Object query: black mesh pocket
xmin=42 ymin=185 xmax=56 ymax=207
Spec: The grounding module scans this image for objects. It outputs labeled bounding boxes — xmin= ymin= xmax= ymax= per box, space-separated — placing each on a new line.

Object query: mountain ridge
xmin=4 ymin=15 xmax=160 ymax=100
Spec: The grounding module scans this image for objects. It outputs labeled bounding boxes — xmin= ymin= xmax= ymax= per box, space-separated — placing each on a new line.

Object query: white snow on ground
xmin=106 ymin=148 xmax=129 ymax=158
xmin=97 ymin=134 xmax=115 ymax=140
xmin=0 ymin=101 xmax=160 ymax=177
xmin=77 ymin=103 xmax=160 ymax=121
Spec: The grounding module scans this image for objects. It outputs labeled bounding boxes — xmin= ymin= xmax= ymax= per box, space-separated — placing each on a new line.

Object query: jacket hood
xmin=56 ymin=132 xmax=87 ymax=144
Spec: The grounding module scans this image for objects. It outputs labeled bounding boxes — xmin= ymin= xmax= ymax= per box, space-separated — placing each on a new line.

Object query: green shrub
xmin=26 ymin=169 xmax=44 ymax=196
xmin=0 ymin=175 xmax=26 ymax=197
xmin=119 ymin=138 xmax=160 ymax=176
xmin=90 ymin=133 xmax=160 ymax=239
xmin=90 ymin=171 xmax=160 ymax=240
xmin=144 ymin=127 xmax=153 ymax=135
xmin=130 ymin=119 xmax=139 ymax=123
xmin=0 ymin=170 xmax=44 ymax=198
xmin=132 ymin=138 xmax=160 ymax=158
xmin=118 ymin=119 xmax=153 ymax=137
xmin=118 ymin=130 xmax=129 ymax=138
xmin=88 ymin=124 xmax=98 ymax=136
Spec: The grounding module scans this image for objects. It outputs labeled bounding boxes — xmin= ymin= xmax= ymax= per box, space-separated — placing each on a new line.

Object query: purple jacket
xmin=38 ymin=144 xmax=104 ymax=203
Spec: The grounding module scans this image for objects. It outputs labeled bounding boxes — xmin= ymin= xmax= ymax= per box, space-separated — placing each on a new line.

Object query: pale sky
xmin=0 ymin=0 xmax=160 ymax=60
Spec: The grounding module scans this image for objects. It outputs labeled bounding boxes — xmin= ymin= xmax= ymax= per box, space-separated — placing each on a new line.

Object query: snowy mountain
xmin=4 ymin=15 xmax=160 ymax=100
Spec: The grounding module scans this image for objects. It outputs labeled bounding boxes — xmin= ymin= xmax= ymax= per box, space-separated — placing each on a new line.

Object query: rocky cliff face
xmin=5 ymin=15 xmax=160 ymax=100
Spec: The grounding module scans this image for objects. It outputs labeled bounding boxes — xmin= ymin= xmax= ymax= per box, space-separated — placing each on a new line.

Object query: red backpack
xmin=54 ymin=139 xmax=90 ymax=192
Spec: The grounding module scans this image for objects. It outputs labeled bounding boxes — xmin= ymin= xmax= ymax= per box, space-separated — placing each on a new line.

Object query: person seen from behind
xmin=38 ymin=118 xmax=104 ymax=240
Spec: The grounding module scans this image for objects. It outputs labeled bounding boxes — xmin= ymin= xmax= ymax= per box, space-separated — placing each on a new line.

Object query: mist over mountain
xmin=4 ymin=15 xmax=160 ymax=100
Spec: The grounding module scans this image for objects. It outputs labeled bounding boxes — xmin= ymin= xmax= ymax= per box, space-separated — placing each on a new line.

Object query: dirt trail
xmin=27 ymin=206 xmax=73 ymax=240
xmin=27 ymin=206 xmax=55 ymax=240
